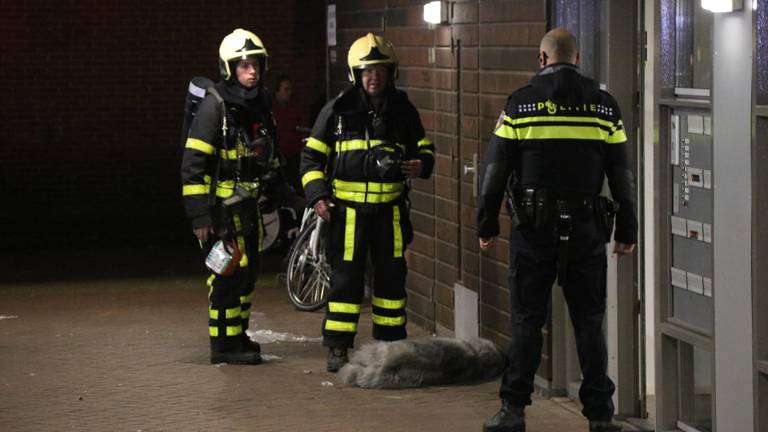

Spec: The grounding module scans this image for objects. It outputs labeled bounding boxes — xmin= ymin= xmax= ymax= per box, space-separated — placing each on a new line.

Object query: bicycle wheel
xmin=285 ymin=223 xmax=330 ymax=311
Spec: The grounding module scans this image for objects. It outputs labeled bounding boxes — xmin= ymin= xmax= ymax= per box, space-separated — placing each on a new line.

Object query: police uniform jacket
xmin=181 ymin=83 xmax=275 ymax=229
xmin=300 ymin=86 xmax=435 ymax=209
xmin=477 ymin=64 xmax=637 ymax=244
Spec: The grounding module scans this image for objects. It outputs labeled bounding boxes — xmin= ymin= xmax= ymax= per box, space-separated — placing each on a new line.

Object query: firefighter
xmin=301 ymin=33 xmax=435 ymax=372
xmin=477 ymin=28 xmax=637 ymax=432
xmin=181 ymin=28 xmax=276 ymax=365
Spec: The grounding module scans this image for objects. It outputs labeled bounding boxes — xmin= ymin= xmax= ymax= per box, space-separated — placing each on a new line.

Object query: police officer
xmin=181 ymin=28 xmax=276 ymax=365
xmin=477 ymin=28 xmax=637 ymax=432
xmin=301 ymin=33 xmax=435 ymax=372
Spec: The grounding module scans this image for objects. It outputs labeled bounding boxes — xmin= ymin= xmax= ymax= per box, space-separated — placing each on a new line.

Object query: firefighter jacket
xmin=300 ymin=86 xmax=435 ymax=209
xmin=477 ymin=63 xmax=637 ymax=244
xmin=181 ymin=82 xmax=276 ymax=229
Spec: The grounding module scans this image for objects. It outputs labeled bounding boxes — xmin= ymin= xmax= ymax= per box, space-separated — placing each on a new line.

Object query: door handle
xmin=463 ymin=153 xmax=478 ymax=198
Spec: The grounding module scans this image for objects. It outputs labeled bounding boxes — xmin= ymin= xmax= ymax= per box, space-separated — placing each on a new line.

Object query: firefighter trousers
xmin=322 ymin=202 xmax=413 ymax=348
xmin=499 ymin=223 xmax=615 ymax=422
xmin=202 ymin=213 xmax=263 ymax=353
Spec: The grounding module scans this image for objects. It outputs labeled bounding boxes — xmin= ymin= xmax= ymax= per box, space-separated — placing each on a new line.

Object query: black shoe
xmin=483 ymin=401 xmax=525 ymax=432
xmin=589 ymin=420 xmax=623 ymax=432
xmin=326 ymin=347 xmax=349 ymax=372
xmin=241 ymin=335 xmax=261 ymax=354
xmin=210 ymin=346 xmax=262 ymax=365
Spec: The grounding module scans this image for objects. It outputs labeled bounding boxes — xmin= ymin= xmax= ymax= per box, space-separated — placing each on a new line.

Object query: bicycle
xmin=284 ymin=206 xmax=331 ymax=311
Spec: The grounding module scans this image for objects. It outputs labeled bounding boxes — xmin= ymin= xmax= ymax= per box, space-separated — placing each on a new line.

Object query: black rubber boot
xmin=483 ymin=401 xmax=525 ymax=432
xmin=210 ymin=339 xmax=262 ymax=365
xmin=241 ymin=334 xmax=261 ymax=354
xmin=589 ymin=420 xmax=623 ymax=432
xmin=326 ymin=347 xmax=349 ymax=372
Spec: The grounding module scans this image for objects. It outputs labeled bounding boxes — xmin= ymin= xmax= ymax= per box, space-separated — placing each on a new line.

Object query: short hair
xmin=273 ymin=74 xmax=291 ymax=91
xmin=540 ymin=28 xmax=578 ymax=63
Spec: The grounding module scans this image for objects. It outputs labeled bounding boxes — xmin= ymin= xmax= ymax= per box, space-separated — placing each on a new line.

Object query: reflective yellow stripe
xmin=419 ymin=148 xmax=434 ymax=155
xmin=209 ymin=309 xmax=219 ymax=320
xmin=219 ymin=148 xmax=238 ymax=160
xmin=240 ymin=294 xmax=253 ymax=304
xmin=207 ymin=274 xmax=216 ymax=298
xmin=344 ymin=207 xmax=356 ymax=261
xmin=302 ymin=170 xmax=326 ymax=187
xmin=372 ymin=314 xmax=406 ymax=326
xmin=182 ymin=184 xmax=208 ymax=196
xmin=515 ymin=125 xmax=607 ymax=141
xmin=226 ymin=326 xmax=242 ymax=336
xmin=209 ymin=327 xmax=218 ymax=336
xmin=504 ymin=115 xmax=514 ymax=124
xmin=306 ymin=137 xmax=332 ymax=155
xmin=328 ymin=302 xmax=361 ymax=314
xmin=607 ymin=122 xmax=627 ymax=144
xmin=392 ymin=206 xmax=403 ymax=258
xmin=417 ymin=138 xmax=432 ymax=147
xmin=372 ymin=296 xmax=406 ymax=310
xmin=185 ymin=138 xmax=215 ymax=155
xmin=225 ymin=307 xmax=241 ymax=319
xmin=332 ymin=179 xmax=404 ymax=193
xmin=325 ymin=319 xmax=358 ymax=332
xmin=509 ymin=115 xmax=616 ymax=129
xmin=241 ymin=311 xmax=250 ymax=320
xmin=334 ymin=190 xmax=403 ymax=203
xmin=494 ymin=124 xmax=518 ymax=140
xmin=335 ymin=139 xmax=387 ymax=152
xmin=236 ymin=233 xmax=248 ymax=267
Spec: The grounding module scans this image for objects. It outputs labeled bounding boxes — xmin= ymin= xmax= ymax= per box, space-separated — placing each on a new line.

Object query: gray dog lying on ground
xmin=337 ymin=337 xmax=505 ymax=389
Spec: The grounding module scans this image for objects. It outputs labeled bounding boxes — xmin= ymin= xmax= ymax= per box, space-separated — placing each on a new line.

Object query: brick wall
xmin=0 ymin=0 xmax=325 ymax=248
xmin=331 ymin=0 xmax=547 ymax=372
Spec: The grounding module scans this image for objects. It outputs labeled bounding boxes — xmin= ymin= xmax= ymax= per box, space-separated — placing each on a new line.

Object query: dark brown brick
xmin=407 ymin=270 xmax=434 ymax=300
xmin=461 ymin=70 xmax=479 ymax=92
xmin=434 ymin=69 xmax=456 ymax=90
xmin=436 ymin=239 xmax=458 ymax=266
xmin=435 ymin=175 xmax=458 ymax=201
xmin=461 ymin=115 xmax=480 ymax=139
xmin=452 ymin=1 xmax=478 ymax=24
xmin=480 ymin=280 xmax=511 ymax=314
xmin=435 ymin=197 xmax=459 ymax=223
xmin=398 ymin=47 xmax=431 ymax=68
xmin=479 ymin=71 xmax=533 ymax=95
xmin=435 ymin=112 xmax=458 ymax=134
xmin=410 ymin=210 xmax=435 ymax=236
xmin=435 ymin=303 xmax=455 ymax=330
xmin=480 ymin=47 xmax=539 ymax=71
xmin=479 ymin=0 xmax=547 ymax=24
xmin=408 ymin=250 xmax=435 ymax=279
xmin=434 ymin=278 xmax=456 ymax=307
xmin=434 ymin=153 xmax=456 ymax=177
xmin=435 ymin=218 xmax=459 ymax=245
xmin=399 ymin=67 xmax=433 ymax=88
xmin=410 ymin=231 xmax=435 ymax=257
xmin=410 ymin=190 xmax=435 ymax=215
xmin=461 ymin=93 xmax=478 ymax=115
xmin=480 ymin=303 xmax=511 ymax=335
xmin=386 ymin=27 xmax=433 ymax=46
xmin=436 ymin=91 xmax=458 ymax=113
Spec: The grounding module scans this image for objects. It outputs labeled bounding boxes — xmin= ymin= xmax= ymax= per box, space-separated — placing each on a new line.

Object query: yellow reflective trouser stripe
xmin=219 ymin=148 xmax=238 ymax=160
xmin=372 ymin=314 xmax=406 ymax=326
xmin=417 ymin=138 xmax=432 ymax=147
xmin=302 ymin=170 xmax=326 ymax=187
xmin=182 ymin=180 xmax=259 ymax=198
xmin=372 ymin=296 xmax=406 ymax=309
xmin=419 ymin=148 xmax=434 ymax=155
xmin=344 ymin=207 xmax=356 ymax=261
xmin=185 ymin=138 xmax=215 ymax=155
xmin=240 ymin=294 xmax=253 ymax=304
xmin=325 ymin=320 xmax=358 ymax=332
xmin=392 ymin=206 xmax=403 ymax=258
xmin=209 ymin=326 xmax=242 ymax=337
xmin=328 ymin=302 xmax=361 ymax=314
xmin=332 ymin=179 xmax=404 ymax=193
xmin=306 ymin=137 xmax=332 ymax=155
xmin=182 ymin=184 xmax=208 ymax=196
xmin=208 ymin=307 xmax=241 ymax=320
xmin=207 ymin=275 xmax=216 ymax=298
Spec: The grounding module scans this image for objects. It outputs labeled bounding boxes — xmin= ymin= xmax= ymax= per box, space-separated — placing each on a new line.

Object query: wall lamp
xmin=701 ymin=0 xmax=743 ymax=12
xmin=423 ymin=1 xmax=448 ymax=25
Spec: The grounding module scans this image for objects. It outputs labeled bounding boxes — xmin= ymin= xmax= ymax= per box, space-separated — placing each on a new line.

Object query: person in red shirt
xmin=272 ymin=75 xmax=307 ymax=195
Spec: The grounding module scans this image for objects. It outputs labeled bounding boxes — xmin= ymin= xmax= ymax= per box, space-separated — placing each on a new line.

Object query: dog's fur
xmin=338 ymin=337 xmax=505 ymax=389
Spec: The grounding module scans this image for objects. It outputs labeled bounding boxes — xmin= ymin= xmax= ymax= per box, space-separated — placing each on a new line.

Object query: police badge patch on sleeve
xmin=494 ymin=110 xmax=506 ymax=133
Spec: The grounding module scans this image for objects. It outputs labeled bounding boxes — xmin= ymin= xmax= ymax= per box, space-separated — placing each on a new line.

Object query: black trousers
xmin=499 ymin=219 xmax=615 ymax=422
xmin=202 ymin=214 xmax=262 ymax=353
xmin=322 ymin=202 xmax=412 ymax=348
